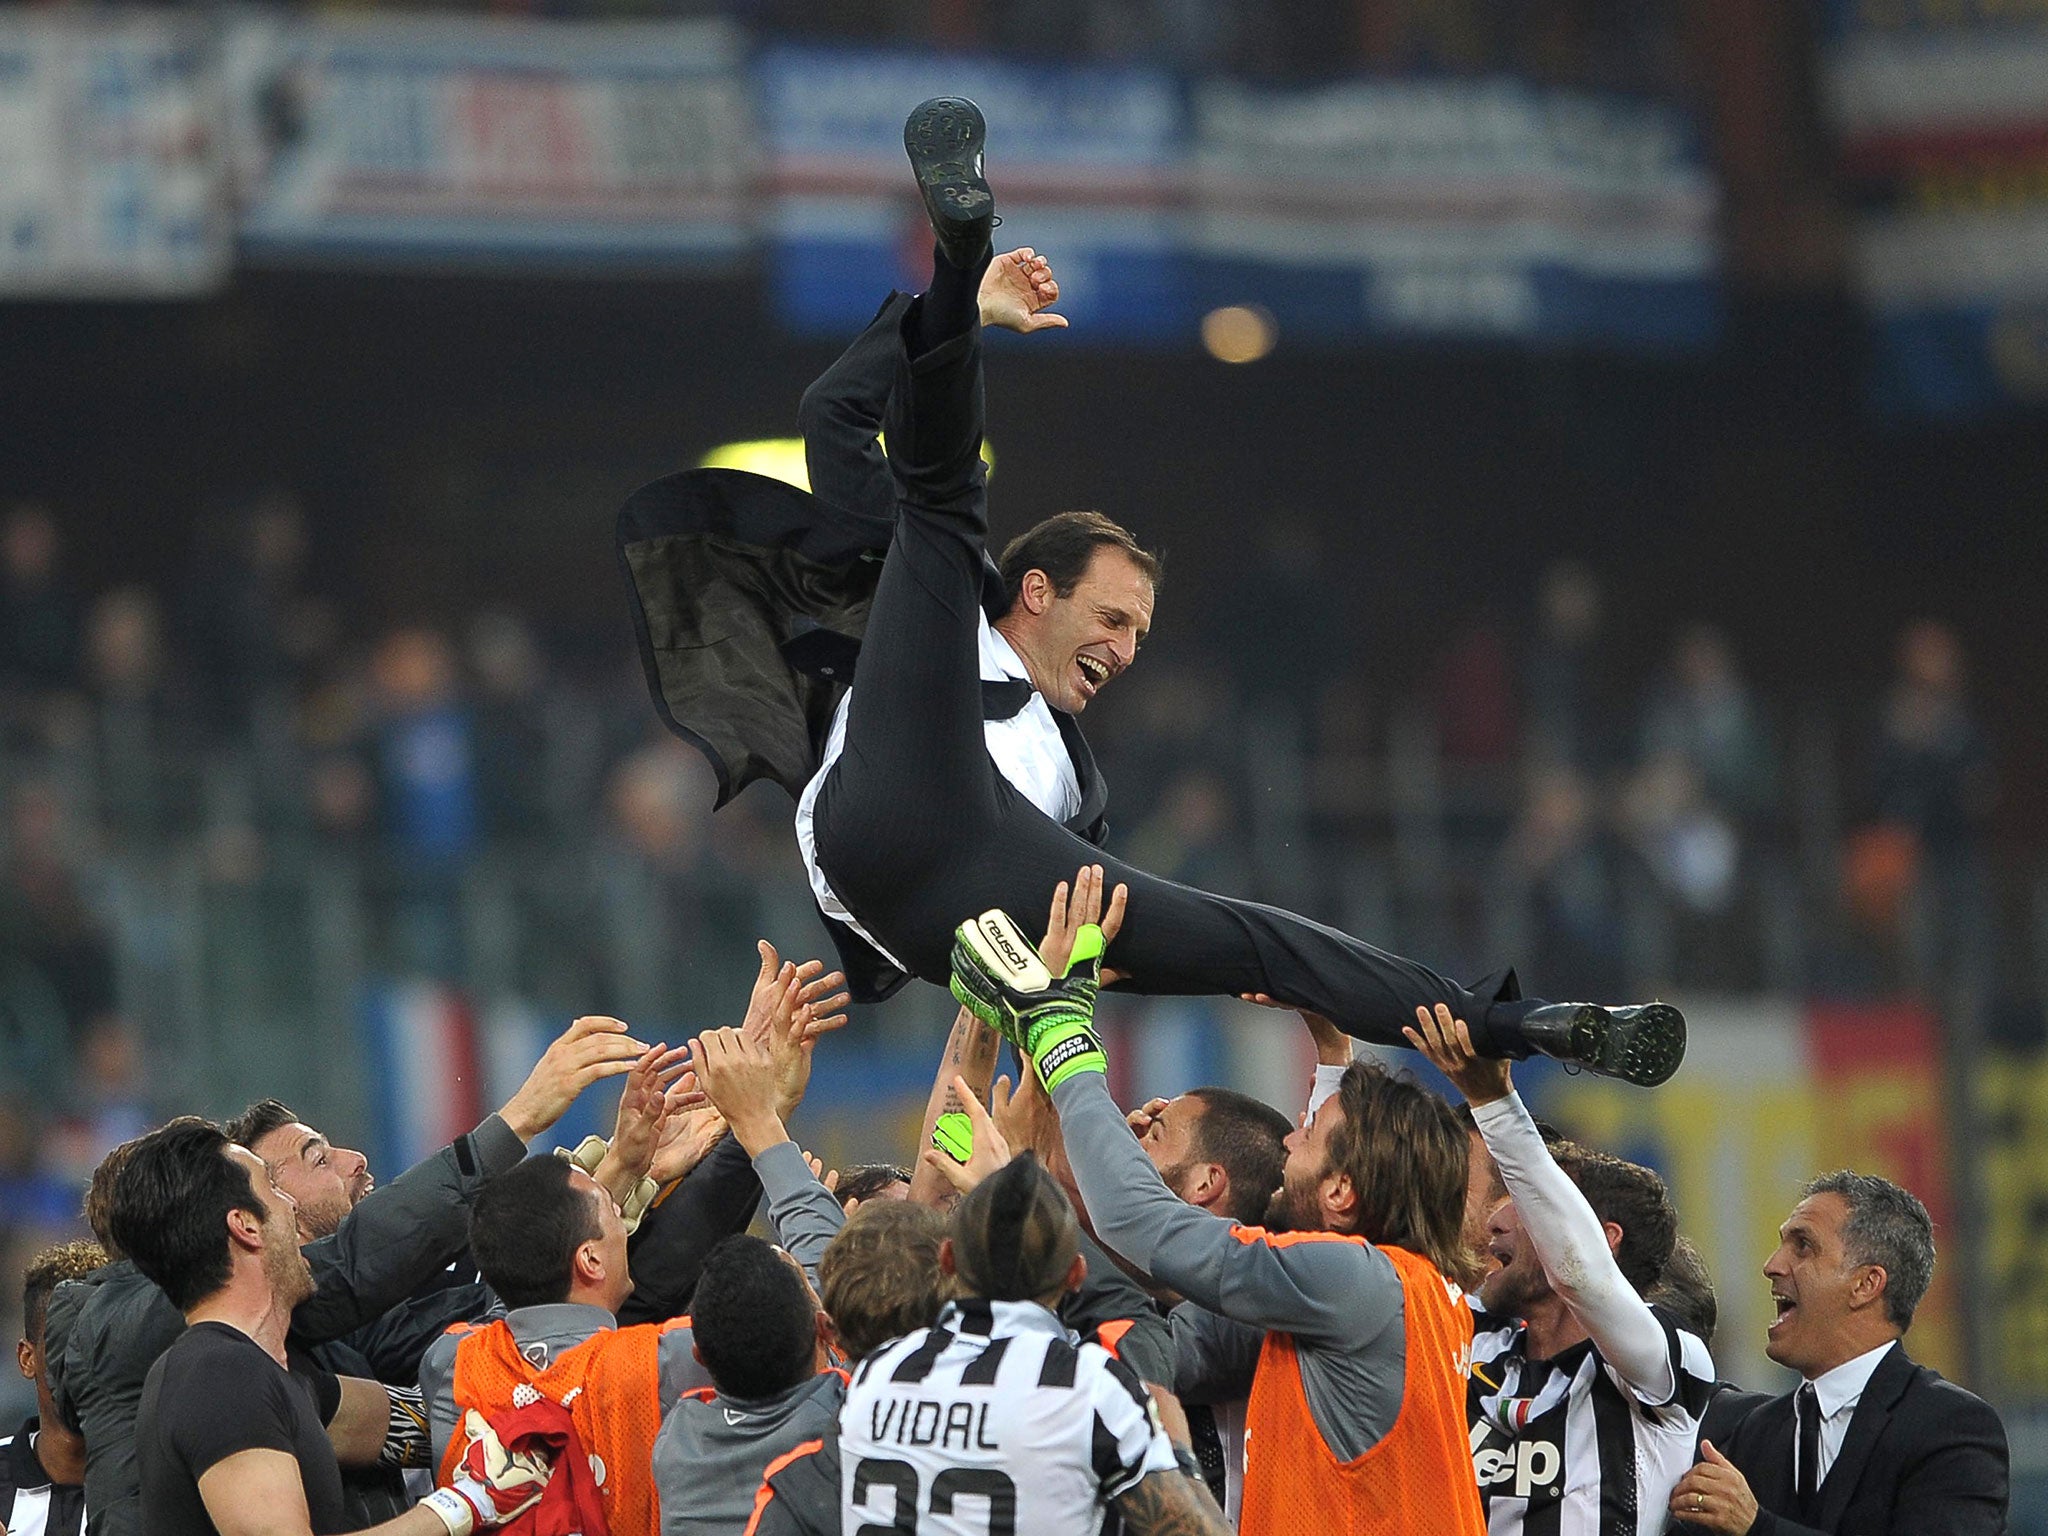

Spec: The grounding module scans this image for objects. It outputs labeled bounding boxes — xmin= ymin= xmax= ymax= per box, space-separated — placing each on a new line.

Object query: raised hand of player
xmin=979 ymin=246 xmax=1069 ymax=334
xmin=1040 ymin=863 xmax=1128 ymax=978
xmin=920 ymin=1073 xmax=1014 ymax=1195
xmin=647 ymin=1102 xmax=727 ymax=1187
xmin=598 ymin=1042 xmax=689 ymax=1194
xmin=739 ymin=940 xmax=849 ymax=1117
xmin=995 ymin=1063 xmax=1077 ymax=1194
xmin=1403 ymin=1003 xmax=1512 ymax=1106
xmin=498 ymin=1015 xmax=652 ymax=1143
xmin=688 ymin=1026 xmax=789 ymax=1157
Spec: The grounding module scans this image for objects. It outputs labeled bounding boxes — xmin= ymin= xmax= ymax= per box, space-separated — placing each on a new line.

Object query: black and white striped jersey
xmin=839 ymin=1298 xmax=1177 ymax=1536
xmin=1467 ymin=1310 xmax=1717 ymax=1536
xmin=0 ymin=1418 xmax=86 ymax=1536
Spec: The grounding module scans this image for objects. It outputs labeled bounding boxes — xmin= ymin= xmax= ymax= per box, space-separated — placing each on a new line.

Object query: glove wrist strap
xmin=420 ymin=1487 xmax=481 ymax=1536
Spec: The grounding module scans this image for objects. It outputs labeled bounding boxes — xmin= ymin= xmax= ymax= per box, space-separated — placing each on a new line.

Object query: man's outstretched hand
xmin=979 ymin=247 xmax=1069 ymax=334
xmin=499 ymin=1016 xmax=651 ymax=1144
xmin=1404 ymin=1003 xmax=1512 ymax=1107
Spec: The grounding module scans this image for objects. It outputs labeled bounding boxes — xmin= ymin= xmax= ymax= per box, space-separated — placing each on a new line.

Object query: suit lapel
xmin=1055 ymin=710 xmax=1110 ymax=845
xmin=1815 ymin=1343 xmax=1914 ymax=1530
xmin=1744 ymin=1393 xmax=1801 ymax=1517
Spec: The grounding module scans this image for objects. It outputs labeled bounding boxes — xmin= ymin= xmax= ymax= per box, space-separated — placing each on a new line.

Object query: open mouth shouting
xmin=1769 ymin=1290 xmax=1797 ymax=1335
xmin=1075 ymin=652 xmax=1112 ymax=701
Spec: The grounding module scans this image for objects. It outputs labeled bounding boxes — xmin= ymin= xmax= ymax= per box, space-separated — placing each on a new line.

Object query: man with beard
xmin=950 ymin=872 xmax=1487 ymax=1536
xmin=1407 ymin=1005 xmax=1717 ymax=1536
xmin=114 ymin=1119 xmax=548 ymax=1536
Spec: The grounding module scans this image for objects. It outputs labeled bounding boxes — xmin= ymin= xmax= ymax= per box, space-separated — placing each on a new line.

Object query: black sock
xmin=912 ymin=239 xmax=990 ymax=357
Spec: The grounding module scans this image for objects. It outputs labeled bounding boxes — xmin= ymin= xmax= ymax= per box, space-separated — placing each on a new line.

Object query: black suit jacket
xmin=1704 ymin=1342 xmax=2007 ymax=1536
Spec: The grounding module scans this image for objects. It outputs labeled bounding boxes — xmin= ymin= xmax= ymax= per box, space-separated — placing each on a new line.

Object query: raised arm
xmin=905 ymin=1008 xmax=1006 ymax=1207
xmin=1407 ymin=1004 xmax=1675 ymax=1399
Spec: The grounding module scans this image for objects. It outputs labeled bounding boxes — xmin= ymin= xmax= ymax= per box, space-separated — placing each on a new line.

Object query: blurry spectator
xmin=1637 ymin=626 xmax=1774 ymax=824
xmin=369 ymin=628 xmax=477 ymax=867
xmin=1622 ymin=626 xmax=1773 ymax=922
xmin=1504 ymin=765 xmax=1626 ymax=999
xmin=179 ymin=491 xmax=313 ymax=739
xmin=0 ymin=505 xmax=81 ymax=743
xmin=78 ymin=588 xmax=198 ymax=842
xmin=46 ymin=1022 xmax=153 ymax=1194
xmin=466 ymin=610 xmax=602 ymax=840
xmin=1434 ymin=619 xmax=1518 ymax=770
xmin=1525 ymin=559 xmax=1606 ymax=773
xmin=0 ymin=782 xmax=114 ymax=1048
xmin=1853 ymin=620 xmax=1995 ymax=994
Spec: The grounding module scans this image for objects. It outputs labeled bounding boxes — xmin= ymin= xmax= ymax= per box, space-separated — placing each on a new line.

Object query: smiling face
xmin=249 ymin=1121 xmax=373 ymax=1242
xmin=998 ymin=547 xmax=1155 ymax=714
xmin=1266 ymin=1097 xmax=1345 ymax=1233
xmin=1763 ymin=1191 xmax=1893 ymax=1377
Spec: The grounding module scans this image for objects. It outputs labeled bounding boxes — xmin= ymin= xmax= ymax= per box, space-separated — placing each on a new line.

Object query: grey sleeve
xmin=1169 ymin=1302 xmax=1263 ymax=1406
xmin=295 ymin=1114 xmax=526 ymax=1344
xmin=754 ymin=1141 xmax=846 ymax=1288
xmin=1051 ymin=1074 xmax=1402 ymax=1348
xmin=418 ymin=1333 xmax=461 ymax=1471
xmin=1061 ymin=1231 xmax=1174 ymax=1390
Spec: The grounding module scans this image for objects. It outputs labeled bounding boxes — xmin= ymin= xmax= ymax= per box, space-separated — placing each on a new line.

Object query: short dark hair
xmin=469 ymin=1157 xmax=603 ymax=1311
xmin=1184 ymin=1089 xmax=1291 ymax=1226
xmin=84 ymin=1137 xmax=144 ymax=1257
xmin=1804 ymin=1170 xmax=1935 ymax=1331
xmin=836 ymin=1165 xmax=913 ymax=1207
xmin=819 ymin=1201 xmax=945 ymax=1362
xmin=949 ymin=1153 xmax=1078 ymax=1303
xmin=691 ymin=1236 xmax=818 ymax=1400
xmin=223 ymin=1099 xmax=302 ymax=1153
xmin=109 ymin=1118 xmax=266 ymax=1312
xmin=1551 ymin=1143 xmax=1679 ymax=1295
xmin=23 ymin=1240 xmax=108 ymax=1347
xmin=1646 ymin=1234 xmax=1717 ymax=1346
xmin=998 ymin=512 xmax=1160 ymax=611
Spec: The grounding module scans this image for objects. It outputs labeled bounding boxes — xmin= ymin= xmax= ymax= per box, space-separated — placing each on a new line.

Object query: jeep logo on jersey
xmin=1474 ymin=1437 xmax=1563 ymax=1499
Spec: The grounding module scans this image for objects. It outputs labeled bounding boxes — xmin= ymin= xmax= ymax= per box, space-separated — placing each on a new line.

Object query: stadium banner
xmin=223 ymin=14 xmax=752 ymax=269
xmin=1981 ymin=1039 xmax=2048 ymax=1400
xmin=1525 ymin=997 xmax=1962 ymax=1390
xmin=756 ymin=44 xmax=1192 ymax=338
xmin=0 ymin=15 xmax=228 ymax=298
xmin=1189 ymin=77 xmax=1721 ymax=347
xmin=1822 ymin=3 xmax=2048 ymax=413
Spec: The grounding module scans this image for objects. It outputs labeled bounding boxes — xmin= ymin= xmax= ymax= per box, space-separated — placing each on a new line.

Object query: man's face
xmin=1464 ymin=1130 xmax=1507 ymax=1278
xmin=1763 ymin=1192 xmax=1873 ymax=1376
xmin=1266 ymin=1098 xmax=1343 ymax=1233
xmin=229 ymin=1146 xmax=316 ymax=1309
xmin=250 ymin=1122 xmax=372 ymax=1243
xmin=1138 ymin=1095 xmax=1208 ymax=1201
xmin=571 ymin=1169 xmax=635 ymax=1315
xmin=1014 ymin=549 xmax=1154 ymax=714
xmin=1478 ymin=1196 xmax=1550 ymax=1317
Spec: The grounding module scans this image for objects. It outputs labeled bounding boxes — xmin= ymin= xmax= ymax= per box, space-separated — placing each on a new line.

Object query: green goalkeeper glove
xmin=949 ymin=909 xmax=1108 ymax=1092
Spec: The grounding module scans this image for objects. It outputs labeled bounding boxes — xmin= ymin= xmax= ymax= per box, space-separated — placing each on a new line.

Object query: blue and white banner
xmin=757 ymin=45 xmax=1191 ymax=338
xmin=1823 ymin=3 xmax=2048 ymax=413
xmin=0 ymin=16 xmax=228 ymax=297
xmin=1189 ymin=77 xmax=1720 ymax=347
xmin=225 ymin=14 xmax=752 ymax=269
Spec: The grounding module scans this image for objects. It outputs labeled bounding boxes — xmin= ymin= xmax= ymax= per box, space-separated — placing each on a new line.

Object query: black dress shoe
xmin=904 ymin=96 xmax=994 ymax=269
xmin=1514 ymin=1002 xmax=1686 ymax=1087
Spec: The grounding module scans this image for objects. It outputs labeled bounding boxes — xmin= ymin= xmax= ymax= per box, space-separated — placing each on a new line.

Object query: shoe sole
xmin=1566 ymin=1003 xmax=1686 ymax=1088
xmin=904 ymin=97 xmax=993 ymax=230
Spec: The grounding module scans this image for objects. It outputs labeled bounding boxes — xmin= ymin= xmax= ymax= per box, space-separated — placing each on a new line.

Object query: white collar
xmin=1808 ymin=1339 xmax=1894 ymax=1419
xmin=980 ymin=614 xmax=1033 ymax=685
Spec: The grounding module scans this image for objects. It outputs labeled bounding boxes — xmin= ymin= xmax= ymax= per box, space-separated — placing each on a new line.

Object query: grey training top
xmin=1051 ymin=1072 xmax=1408 ymax=1460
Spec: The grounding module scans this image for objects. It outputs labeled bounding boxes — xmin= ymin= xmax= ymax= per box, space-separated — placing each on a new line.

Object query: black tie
xmin=1186 ymin=1404 xmax=1228 ymax=1509
xmin=1796 ymin=1382 xmax=1821 ymax=1513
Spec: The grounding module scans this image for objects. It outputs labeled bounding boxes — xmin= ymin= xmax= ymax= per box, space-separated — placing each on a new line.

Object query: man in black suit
xmin=619 ymin=95 xmax=1688 ymax=1085
xmin=1669 ymin=1170 xmax=2007 ymax=1535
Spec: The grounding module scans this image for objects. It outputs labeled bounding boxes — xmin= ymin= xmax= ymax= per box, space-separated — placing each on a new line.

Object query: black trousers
xmin=807 ymin=308 xmax=1529 ymax=1049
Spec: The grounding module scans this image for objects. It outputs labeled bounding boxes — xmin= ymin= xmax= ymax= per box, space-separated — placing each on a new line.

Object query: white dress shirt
xmin=1798 ymin=1340 xmax=1896 ymax=1486
xmin=794 ymin=611 xmax=1080 ymax=965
